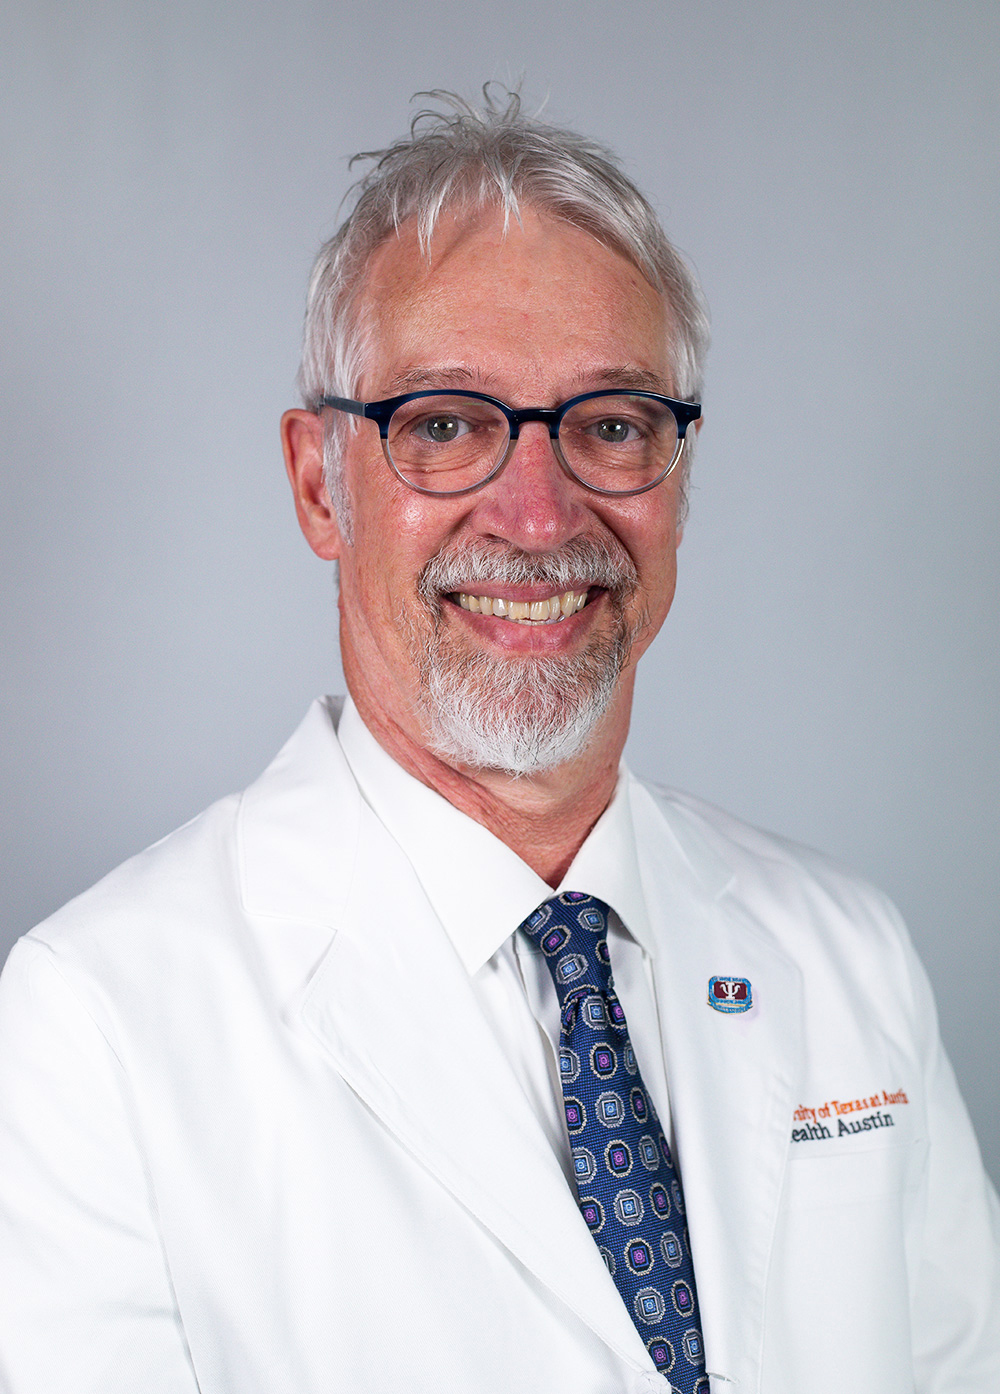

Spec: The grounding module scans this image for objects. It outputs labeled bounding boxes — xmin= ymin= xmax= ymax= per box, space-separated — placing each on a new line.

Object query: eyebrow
xmin=388 ymin=366 xmax=490 ymax=394
xmin=384 ymin=364 xmax=676 ymax=399
xmin=568 ymin=366 xmax=674 ymax=396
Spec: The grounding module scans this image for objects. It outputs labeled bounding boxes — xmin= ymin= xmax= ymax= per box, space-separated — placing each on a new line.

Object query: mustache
xmin=417 ymin=535 xmax=638 ymax=607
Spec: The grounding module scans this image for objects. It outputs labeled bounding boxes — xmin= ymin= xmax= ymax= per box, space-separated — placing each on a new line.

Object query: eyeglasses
xmin=319 ymin=388 xmax=701 ymax=497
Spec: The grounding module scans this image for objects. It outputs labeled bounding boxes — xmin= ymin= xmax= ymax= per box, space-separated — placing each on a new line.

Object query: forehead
xmin=354 ymin=204 xmax=674 ymax=398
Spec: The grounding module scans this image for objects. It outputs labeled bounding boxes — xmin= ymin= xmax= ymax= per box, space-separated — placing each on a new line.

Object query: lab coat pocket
xmin=785 ymin=1135 xmax=928 ymax=1209
xmin=763 ymin=1137 xmax=929 ymax=1389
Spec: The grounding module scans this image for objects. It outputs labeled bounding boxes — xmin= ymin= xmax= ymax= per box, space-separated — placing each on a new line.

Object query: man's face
xmin=305 ymin=204 xmax=685 ymax=774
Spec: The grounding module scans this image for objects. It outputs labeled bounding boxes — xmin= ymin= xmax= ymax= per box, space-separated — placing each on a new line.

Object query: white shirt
xmin=336 ymin=698 xmax=674 ymax=1187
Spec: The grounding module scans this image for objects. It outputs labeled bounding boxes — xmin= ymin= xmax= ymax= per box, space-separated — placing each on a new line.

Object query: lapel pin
xmin=708 ymin=976 xmax=753 ymax=1013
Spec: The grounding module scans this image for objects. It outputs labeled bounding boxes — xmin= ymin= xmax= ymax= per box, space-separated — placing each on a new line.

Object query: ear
xmin=281 ymin=409 xmax=344 ymax=560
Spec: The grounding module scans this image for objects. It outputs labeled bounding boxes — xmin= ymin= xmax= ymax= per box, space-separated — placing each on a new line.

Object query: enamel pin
xmin=708 ymin=976 xmax=753 ymax=1013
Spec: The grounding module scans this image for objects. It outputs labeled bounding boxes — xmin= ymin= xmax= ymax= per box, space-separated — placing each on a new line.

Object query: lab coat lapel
xmin=241 ymin=701 xmax=651 ymax=1369
xmin=633 ymin=783 xmax=802 ymax=1392
xmin=298 ymin=814 xmax=651 ymax=1368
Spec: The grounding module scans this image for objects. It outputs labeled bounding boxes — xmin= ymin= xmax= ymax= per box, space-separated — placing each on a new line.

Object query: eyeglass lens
xmin=383 ymin=394 xmax=681 ymax=494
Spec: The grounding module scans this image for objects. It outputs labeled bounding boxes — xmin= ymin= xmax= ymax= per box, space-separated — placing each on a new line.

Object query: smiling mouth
xmin=453 ymin=589 xmax=592 ymax=624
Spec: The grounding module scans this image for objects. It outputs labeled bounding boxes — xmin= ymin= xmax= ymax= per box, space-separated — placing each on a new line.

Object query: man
xmin=1 ymin=90 xmax=997 ymax=1394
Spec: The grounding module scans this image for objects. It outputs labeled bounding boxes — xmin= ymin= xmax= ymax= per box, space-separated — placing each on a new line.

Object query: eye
xmin=592 ymin=416 xmax=641 ymax=445
xmin=412 ymin=413 xmax=471 ymax=444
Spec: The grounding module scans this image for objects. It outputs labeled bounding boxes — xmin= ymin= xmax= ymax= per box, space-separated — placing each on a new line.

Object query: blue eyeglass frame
xmin=318 ymin=387 xmax=702 ymax=497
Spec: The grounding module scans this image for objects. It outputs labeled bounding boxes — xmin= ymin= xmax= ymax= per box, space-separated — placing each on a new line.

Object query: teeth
xmin=455 ymin=589 xmax=591 ymax=623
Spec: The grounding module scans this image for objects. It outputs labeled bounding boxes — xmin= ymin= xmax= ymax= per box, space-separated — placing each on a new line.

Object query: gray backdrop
xmin=2 ymin=0 xmax=998 ymax=1185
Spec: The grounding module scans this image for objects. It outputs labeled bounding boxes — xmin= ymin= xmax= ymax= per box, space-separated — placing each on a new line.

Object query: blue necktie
xmin=520 ymin=892 xmax=708 ymax=1392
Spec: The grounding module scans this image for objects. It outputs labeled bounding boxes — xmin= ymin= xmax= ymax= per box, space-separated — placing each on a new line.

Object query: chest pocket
xmin=785 ymin=1134 xmax=928 ymax=1209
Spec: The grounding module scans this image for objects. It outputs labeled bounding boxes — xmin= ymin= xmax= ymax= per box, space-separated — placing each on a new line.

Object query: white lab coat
xmin=0 ymin=698 xmax=997 ymax=1394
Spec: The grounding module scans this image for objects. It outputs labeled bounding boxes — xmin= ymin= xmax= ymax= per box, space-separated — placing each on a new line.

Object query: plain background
xmin=2 ymin=0 xmax=997 ymax=1186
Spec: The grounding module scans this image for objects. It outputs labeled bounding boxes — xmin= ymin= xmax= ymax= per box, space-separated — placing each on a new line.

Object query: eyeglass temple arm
xmin=318 ymin=395 xmax=365 ymax=417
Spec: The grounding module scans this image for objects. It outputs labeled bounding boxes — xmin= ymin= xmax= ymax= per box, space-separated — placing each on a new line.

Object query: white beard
xmin=411 ymin=537 xmax=642 ymax=775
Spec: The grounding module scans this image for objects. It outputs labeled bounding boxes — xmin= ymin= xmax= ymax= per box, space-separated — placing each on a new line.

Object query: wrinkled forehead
xmin=350 ymin=203 xmax=675 ymax=398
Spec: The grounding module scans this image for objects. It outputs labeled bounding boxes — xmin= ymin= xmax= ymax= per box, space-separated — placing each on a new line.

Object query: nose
xmin=471 ymin=420 xmax=590 ymax=551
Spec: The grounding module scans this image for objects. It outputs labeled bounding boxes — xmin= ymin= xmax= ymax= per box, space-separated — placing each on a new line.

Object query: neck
xmin=346 ymin=676 xmax=633 ymax=889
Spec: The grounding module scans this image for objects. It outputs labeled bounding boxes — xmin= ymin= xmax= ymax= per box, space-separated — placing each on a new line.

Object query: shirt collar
xmin=336 ymin=698 xmax=653 ymax=972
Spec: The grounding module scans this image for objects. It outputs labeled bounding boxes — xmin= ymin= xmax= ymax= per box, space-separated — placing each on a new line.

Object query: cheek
xmin=348 ymin=435 xmax=441 ymax=535
xmin=653 ymin=532 xmax=680 ymax=607
xmin=342 ymin=462 xmax=462 ymax=610
xmin=637 ymin=550 xmax=676 ymax=621
xmin=612 ymin=493 xmax=680 ymax=578
xmin=615 ymin=498 xmax=681 ymax=639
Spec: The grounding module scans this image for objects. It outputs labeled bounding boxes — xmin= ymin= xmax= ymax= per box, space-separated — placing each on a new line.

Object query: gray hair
xmin=298 ymin=87 xmax=709 ymax=529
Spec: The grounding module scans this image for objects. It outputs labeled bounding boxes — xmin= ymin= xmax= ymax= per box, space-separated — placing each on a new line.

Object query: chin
xmin=420 ymin=643 xmax=626 ymax=776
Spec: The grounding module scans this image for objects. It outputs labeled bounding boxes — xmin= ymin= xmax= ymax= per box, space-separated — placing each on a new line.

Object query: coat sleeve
xmin=0 ymin=936 xmax=201 ymax=1394
xmin=898 ymin=908 xmax=1000 ymax=1391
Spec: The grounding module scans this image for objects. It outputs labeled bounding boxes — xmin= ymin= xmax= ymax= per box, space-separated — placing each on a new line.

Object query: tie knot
xmin=519 ymin=892 xmax=617 ymax=1009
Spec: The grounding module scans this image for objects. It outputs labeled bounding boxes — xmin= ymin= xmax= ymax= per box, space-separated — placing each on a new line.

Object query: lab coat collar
xmin=238 ymin=697 xmax=361 ymax=924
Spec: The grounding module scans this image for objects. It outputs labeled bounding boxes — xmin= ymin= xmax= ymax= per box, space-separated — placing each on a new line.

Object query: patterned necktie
xmin=520 ymin=892 xmax=708 ymax=1393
